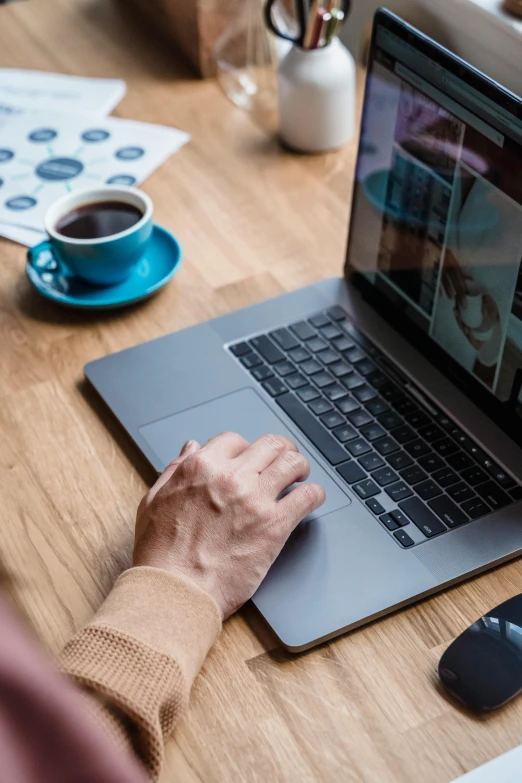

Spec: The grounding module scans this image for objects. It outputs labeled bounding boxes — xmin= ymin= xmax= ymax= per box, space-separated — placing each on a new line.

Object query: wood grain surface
xmin=1 ymin=2 xmax=522 ymax=781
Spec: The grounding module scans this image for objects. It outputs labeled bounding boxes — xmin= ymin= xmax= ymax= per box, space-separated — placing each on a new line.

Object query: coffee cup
xmin=44 ymin=186 xmax=154 ymax=286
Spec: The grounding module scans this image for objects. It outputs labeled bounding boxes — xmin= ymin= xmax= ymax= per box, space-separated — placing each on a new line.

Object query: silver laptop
xmin=85 ymin=10 xmax=522 ymax=652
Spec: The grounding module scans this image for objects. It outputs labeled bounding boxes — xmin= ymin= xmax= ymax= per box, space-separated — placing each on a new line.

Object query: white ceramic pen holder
xmin=277 ymin=37 xmax=356 ymax=153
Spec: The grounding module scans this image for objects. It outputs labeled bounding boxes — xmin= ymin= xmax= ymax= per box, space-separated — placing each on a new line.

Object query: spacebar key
xmin=277 ymin=393 xmax=348 ymax=465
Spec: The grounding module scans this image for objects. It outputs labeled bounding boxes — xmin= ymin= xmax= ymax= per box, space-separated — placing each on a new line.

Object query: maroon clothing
xmin=0 ymin=596 xmax=147 ymax=783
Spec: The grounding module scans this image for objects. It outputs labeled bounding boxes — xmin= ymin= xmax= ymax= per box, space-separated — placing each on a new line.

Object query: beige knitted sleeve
xmin=60 ymin=567 xmax=222 ymax=781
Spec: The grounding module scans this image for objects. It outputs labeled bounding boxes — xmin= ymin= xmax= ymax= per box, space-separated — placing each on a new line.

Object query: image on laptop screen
xmin=348 ymin=17 xmax=522 ymax=422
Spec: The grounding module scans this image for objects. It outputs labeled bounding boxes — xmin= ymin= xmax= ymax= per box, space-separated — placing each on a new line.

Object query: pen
xmin=324 ymin=7 xmax=345 ymax=46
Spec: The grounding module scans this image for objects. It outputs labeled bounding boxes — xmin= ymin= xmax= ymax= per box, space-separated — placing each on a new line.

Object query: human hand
xmin=133 ymin=433 xmax=326 ymax=619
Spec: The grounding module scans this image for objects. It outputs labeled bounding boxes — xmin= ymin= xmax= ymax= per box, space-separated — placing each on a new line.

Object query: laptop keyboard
xmin=229 ymin=307 xmax=522 ymax=548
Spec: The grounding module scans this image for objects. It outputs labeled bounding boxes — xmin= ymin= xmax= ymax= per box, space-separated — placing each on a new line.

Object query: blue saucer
xmin=26 ymin=225 xmax=182 ymax=310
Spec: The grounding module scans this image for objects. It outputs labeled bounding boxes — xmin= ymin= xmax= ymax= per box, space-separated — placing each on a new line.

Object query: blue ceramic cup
xmin=44 ymin=186 xmax=154 ymax=286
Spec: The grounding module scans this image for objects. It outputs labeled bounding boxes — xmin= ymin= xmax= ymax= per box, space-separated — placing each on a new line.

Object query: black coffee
xmin=55 ymin=201 xmax=143 ymax=239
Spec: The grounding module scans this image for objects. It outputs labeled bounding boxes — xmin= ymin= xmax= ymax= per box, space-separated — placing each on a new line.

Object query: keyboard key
xmin=275 ymin=360 xmax=296 ymax=377
xmin=392 ymin=425 xmax=417 ymax=444
xmin=405 ymin=439 xmax=431 ymax=458
xmin=348 ymin=409 xmax=373 ymax=428
xmin=241 ymin=353 xmax=262 ymax=369
xmin=446 ymin=451 xmax=474 ymax=472
xmin=435 ymin=413 xmax=454 ymax=431
xmin=342 ymin=373 xmax=365 ymax=391
xmin=360 ymin=423 xmax=386 ymax=442
xmin=321 ymin=411 xmax=345 ymax=429
xmin=330 ymin=360 xmax=353 ymax=378
xmin=400 ymin=466 xmax=428 ymax=485
xmin=367 ymin=370 xmax=389 ymax=390
xmin=461 ymin=498 xmax=491 ymax=519
xmin=308 ymin=337 xmax=328 ymax=354
xmin=386 ymin=482 xmax=414 ymax=502
xmin=429 ymin=496 xmax=469 ymax=528
xmin=333 ymin=424 xmax=357 ymax=443
xmin=380 ymin=513 xmax=399 ymax=531
xmin=415 ymin=480 xmax=442 ymax=501
xmin=314 ymin=371 xmax=335 ymax=389
xmin=309 ymin=398 xmax=332 ymax=416
xmin=432 ymin=467 xmax=460 ymax=488
xmin=318 ymin=349 xmax=341 ymax=366
xmin=354 ymin=480 xmax=381 ymax=500
xmin=510 ymin=486 xmax=522 ymax=501
xmin=337 ymin=461 xmax=366 ymax=485
xmin=297 ymin=385 xmax=320 ymax=403
xmin=262 ymin=378 xmax=287 ymax=397
xmin=327 ymin=306 xmax=347 ymax=322
xmin=378 ymin=412 xmax=403 ymax=430
xmin=390 ymin=509 xmax=410 ymax=527
xmin=337 ymin=397 xmax=360 ymax=415
xmin=447 ymin=483 xmax=475 ymax=503
xmin=418 ymin=424 xmax=445 ymax=443
xmin=461 ymin=466 xmax=488 ymax=486
xmin=359 ymin=452 xmax=385 ymax=471
xmin=288 ymin=346 xmax=311 ymax=364
xmin=372 ymin=467 xmax=399 ymax=487
xmin=301 ymin=359 xmax=323 ymax=376
xmin=277 ymin=394 xmax=348 ymax=465
xmin=325 ymin=384 xmax=348 ymax=401
xmin=475 ymin=481 xmax=511 ymax=511
xmin=321 ymin=324 xmax=343 ymax=341
xmin=399 ymin=497 xmax=446 ymax=537
xmin=346 ymin=439 xmax=372 ymax=457
xmin=287 ymin=373 xmax=308 ymax=390
xmin=251 ymin=364 xmax=273 ymax=382
xmin=381 ymin=383 xmax=404 ymax=403
xmin=345 ymin=347 xmax=366 ymax=364
xmin=374 ymin=437 xmax=400 ymax=456
xmin=333 ymin=336 xmax=356 ymax=353
xmin=387 ymin=451 xmax=414 ymax=470
xmin=366 ymin=398 xmax=391 ymax=416
xmin=432 ymin=438 xmax=459 ymax=457
xmin=418 ymin=453 xmax=445 ymax=473
xmin=353 ymin=385 xmax=378 ymax=403
xmin=309 ymin=313 xmax=330 ymax=328
xmin=393 ymin=398 xmax=417 ymax=416
xmin=366 ymin=497 xmax=386 ymax=515
xmin=270 ymin=328 xmax=299 ymax=351
xmin=404 ymin=410 xmax=431 ymax=428
xmin=354 ymin=359 xmax=377 ymax=377
xmin=482 ymin=459 xmax=516 ymax=489
xmin=394 ymin=530 xmax=415 ymax=548
xmin=230 ymin=342 xmax=250 ymax=357
xmin=250 ymin=335 xmax=285 ymax=364
xmin=290 ymin=321 xmax=317 ymax=341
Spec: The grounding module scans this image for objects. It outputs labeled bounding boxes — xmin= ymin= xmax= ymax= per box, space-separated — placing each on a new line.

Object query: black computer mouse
xmin=439 ymin=594 xmax=522 ymax=712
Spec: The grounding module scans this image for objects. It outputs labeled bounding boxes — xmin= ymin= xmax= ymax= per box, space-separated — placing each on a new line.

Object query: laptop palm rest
xmin=138 ymin=387 xmax=351 ymax=520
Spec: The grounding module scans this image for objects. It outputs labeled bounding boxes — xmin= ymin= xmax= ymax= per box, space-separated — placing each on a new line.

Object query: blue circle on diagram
xmin=106 ymin=174 xmax=137 ymax=186
xmin=5 ymin=196 xmax=37 ymax=211
xmin=0 ymin=149 xmax=14 ymax=163
xmin=28 ymin=128 xmax=58 ymax=143
xmin=115 ymin=146 xmax=145 ymax=161
xmin=81 ymin=129 xmax=111 ymax=143
xmin=36 ymin=157 xmax=85 ymax=181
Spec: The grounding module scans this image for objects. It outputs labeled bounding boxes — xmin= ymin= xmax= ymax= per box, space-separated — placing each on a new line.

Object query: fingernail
xmin=181 ymin=440 xmax=195 ymax=454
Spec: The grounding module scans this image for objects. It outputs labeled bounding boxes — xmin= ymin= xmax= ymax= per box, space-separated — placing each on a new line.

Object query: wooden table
xmin=1 ymin=1 xmax=522 ymax=781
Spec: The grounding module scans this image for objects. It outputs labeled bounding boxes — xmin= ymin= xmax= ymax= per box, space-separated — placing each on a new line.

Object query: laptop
xmin=85 ymin=10 xmax=522 ymax=652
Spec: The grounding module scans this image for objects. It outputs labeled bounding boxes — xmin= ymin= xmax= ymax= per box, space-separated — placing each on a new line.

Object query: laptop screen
xmin=346 ymin=11 xmax=522 ymax=441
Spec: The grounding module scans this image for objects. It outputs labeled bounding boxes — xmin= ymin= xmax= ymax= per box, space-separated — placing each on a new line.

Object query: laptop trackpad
xmin=139 ymin=388 xmax=351 ymax=519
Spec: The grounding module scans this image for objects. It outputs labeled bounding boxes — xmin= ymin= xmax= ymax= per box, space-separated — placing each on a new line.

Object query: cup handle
xmin=27 ymin=241 xmax=61 ymax=273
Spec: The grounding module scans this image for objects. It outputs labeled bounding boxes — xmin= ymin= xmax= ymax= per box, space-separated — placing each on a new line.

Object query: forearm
xmin=60 ymin=567 xmax=222 ymax=781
